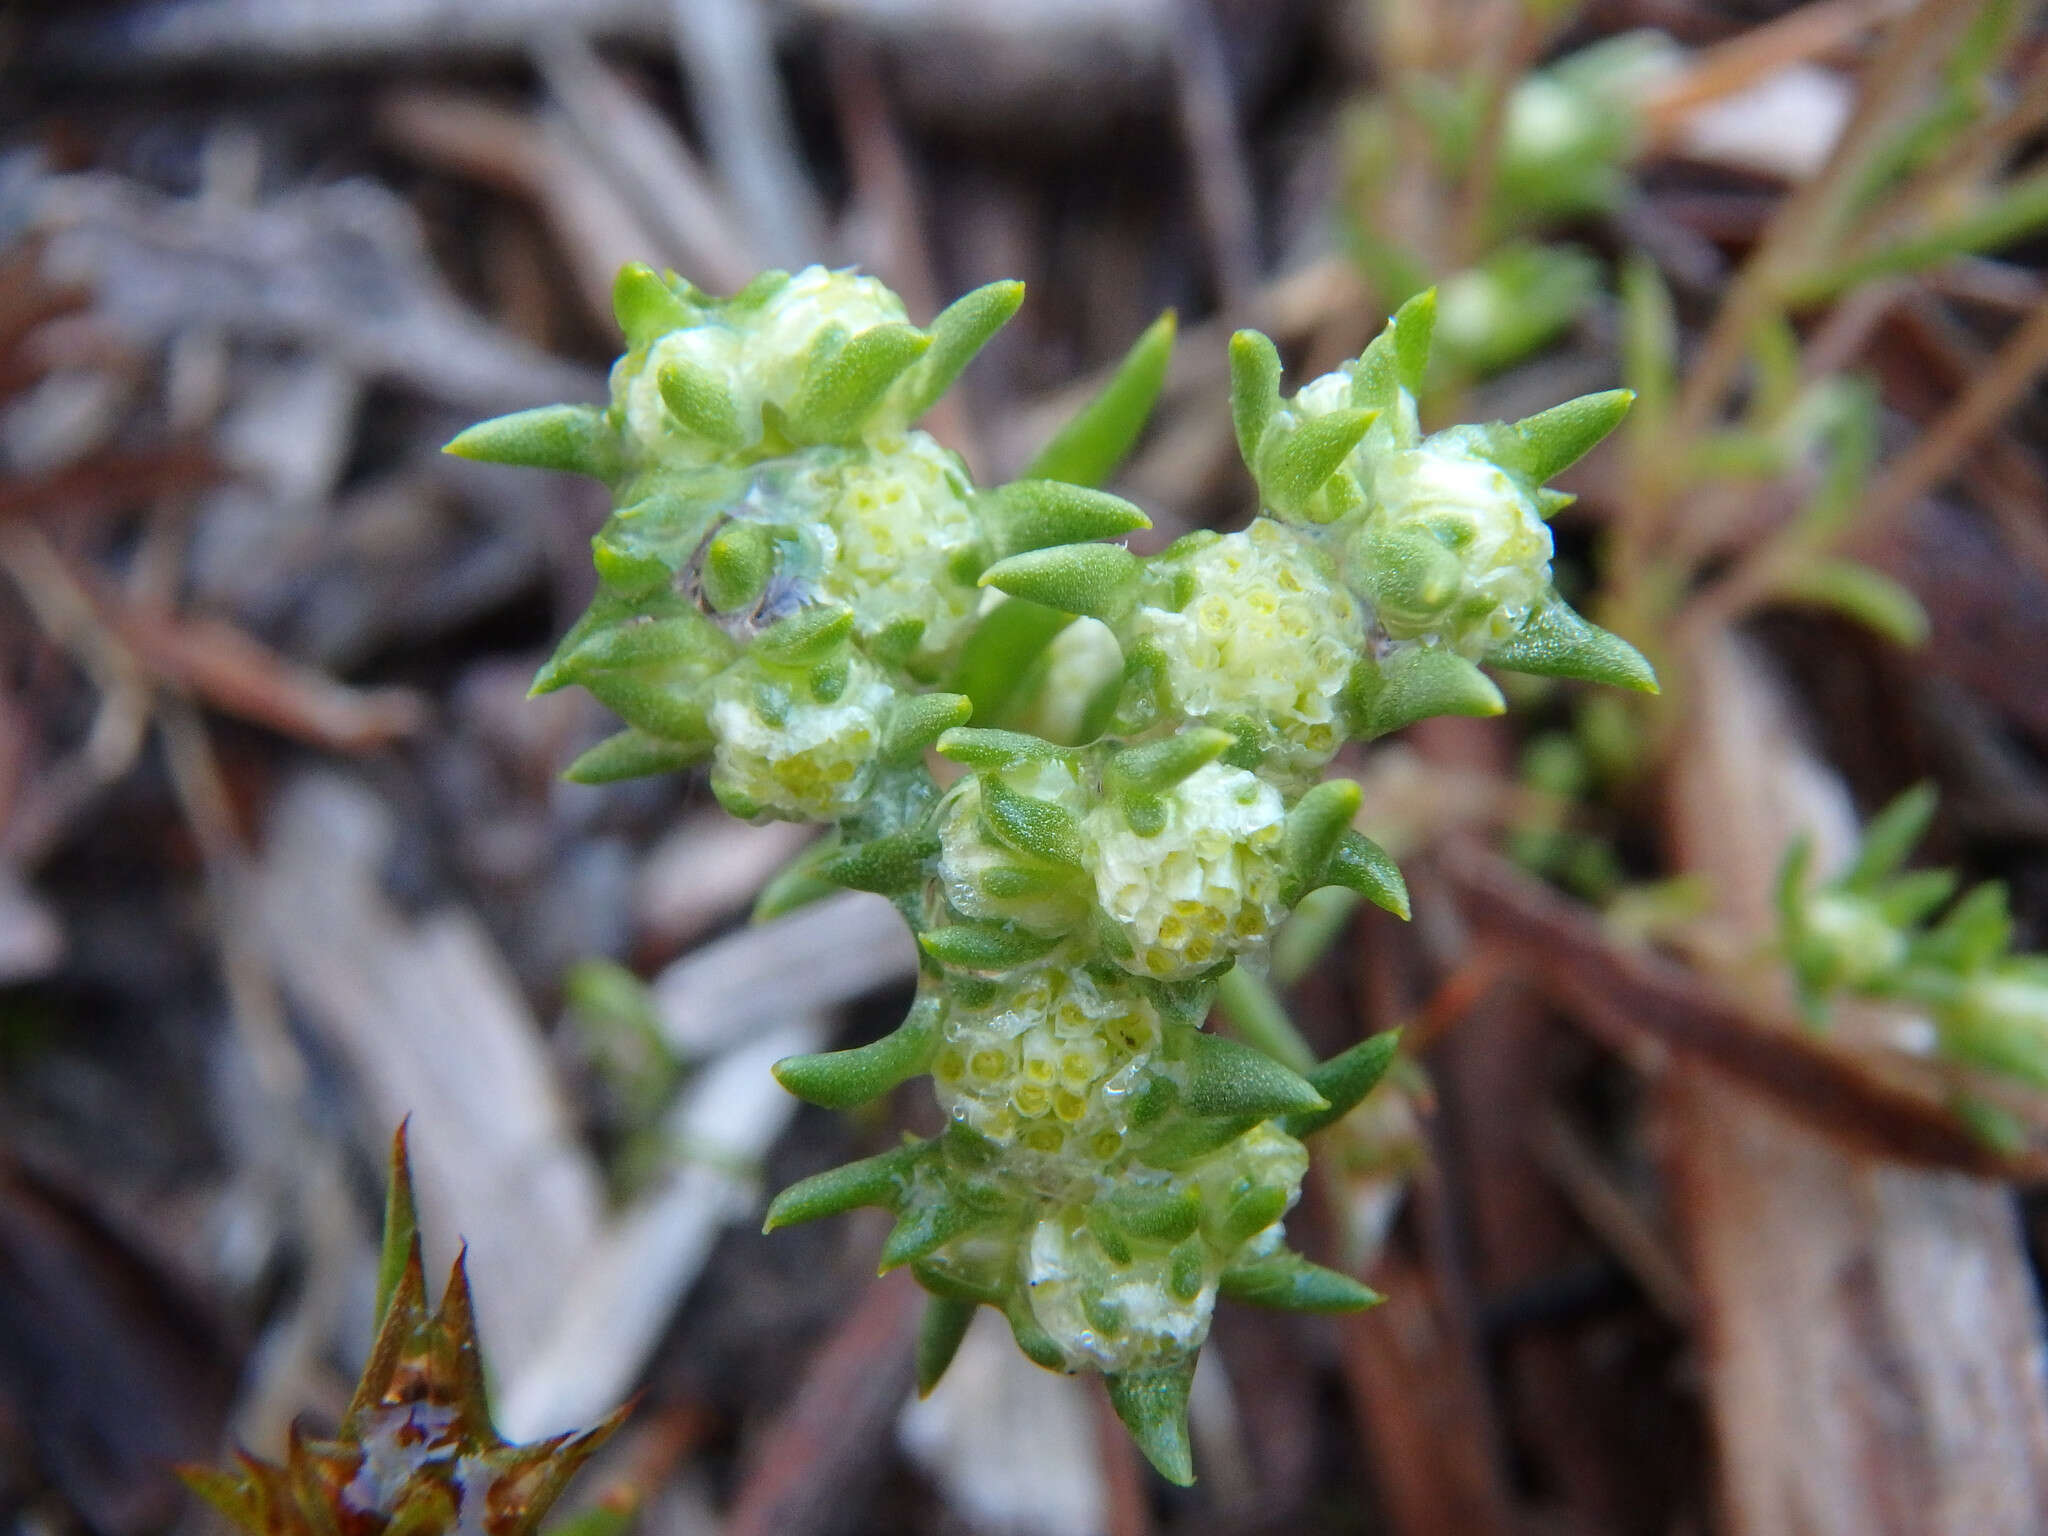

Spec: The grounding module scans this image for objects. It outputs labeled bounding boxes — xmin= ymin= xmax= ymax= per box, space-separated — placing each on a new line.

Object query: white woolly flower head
xmin=931 ymin=966 xmax=1164 ymax=1178
xmin=1085 ymin=762 xmax=1288 ymax=980
xmin=706 ymin=652 xmax=894 ymax=821
xmin=1130 ymin=520 xmax=1362 ymax=783
xmin=1349 ymin=432 xmax=1555 ymax=657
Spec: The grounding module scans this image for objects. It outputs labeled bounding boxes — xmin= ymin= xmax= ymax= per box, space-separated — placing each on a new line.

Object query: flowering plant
xmin=449 ymin=263 xmax=1655 ymax=1482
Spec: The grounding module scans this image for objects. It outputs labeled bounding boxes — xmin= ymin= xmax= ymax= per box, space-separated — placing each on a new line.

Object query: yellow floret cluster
xmin=1084 ymin=763 xmax=1288 ymax=979
xmin=1130 ymin=520 xmax=1363 ymax=783
xmin=706 ymin=655 xmax=895 ymax=821
xmin=801 ymin=432 xmax=984 ymax=667
xmin=931 ymin=967 xmax=1164 ymax=1178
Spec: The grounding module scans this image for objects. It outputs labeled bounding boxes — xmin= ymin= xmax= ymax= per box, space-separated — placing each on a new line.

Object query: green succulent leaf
xmin=1025 ymin=310 xmax=1177 ymax=488
xmin=763 ymin=1141 xmax=926 ymax=1232
xmin=1322 ymin=831 xmax=1410 ymax=919
xmin=1181 ymin=1030 xmax=1328 ymax=1119
xmin=979 ymin=543 xmax=1145 ymax=624
xmin=444 ymin=405 xmax=616 ymax=480
xmin=563 ymin=727 xmax=709 ymax=785
xmin=1349 ymin=646 xmax=1507 ymax=738
xmin=774 ymin=1001 xmax=941 ymax=1108
xmin=1283 ymin=1028 xmax=1402 ymax=1138
xmin=982 ymin=479 xmax=1152 ymax=559
xmin=916 ymin=1296 xmax=980 ymax=1397
xmin=1219 ymin=1250 xmax=1383 ymax=1312
xmin=894 ymin=279 xmax=1026 ymax=424
xmin=1106 ymin=1358 xmax=1198 ymax=1486
xmin=1487 ymin=600 xmax=1658 ymax=693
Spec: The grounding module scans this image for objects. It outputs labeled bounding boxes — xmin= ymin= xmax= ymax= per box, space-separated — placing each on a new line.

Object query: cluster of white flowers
xmin=1128 ymin=520 xmax=1363 ymax=783
xmin=798 ymin=434 xmax=984 ymax=667
xmin=931 ymin=966 xmax=1161 ymax=1173
xmin=1084 ymin=763 xmax=1288 ymax=980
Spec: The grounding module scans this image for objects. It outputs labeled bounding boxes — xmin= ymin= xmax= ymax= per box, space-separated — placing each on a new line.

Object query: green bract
xmin=454 ymin=263 xmax=1654 ymax=1484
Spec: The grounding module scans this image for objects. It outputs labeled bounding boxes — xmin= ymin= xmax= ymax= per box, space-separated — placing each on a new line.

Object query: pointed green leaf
xmin=1109 ymin=727 xmax=1236 ymax=793
xmin=1106 ymin=1186 xmax=1203 ymax=1243
xmin=946 ymin=598 xmax=1074 ymax=721
xmin=1024 ymin=310 xmax=1177 ymax=487
xmin=821 ymin=829 xmax=941 ymax=896
xmin=1497 ymin=389 xmax=1635 ymax=483
xmin=1535 ymin=488 xmax=1577 ymax=520
xmin=1182 ymin=1030 xmax=1327 ymax=1119
xmin=753 ymin=838 xmax=842 ymax=922
xmin=376 ymin=1122 xmax=420 ymax=1323
xmin=1136 ymin=1113 xmax=1261 ymax=1169
xmin=756 ymin=605 xmax=855 ymax=664
xmin=919 ymin=921 xmax=1064 ymax=971
xmin=1923 ymin=881 xmax=2013 ymax=973
xmin=1283 ymin=1028 xmax=1402 ymax=1137
xmin=1849 ymin=783 xmax=1939 ymax=887
xmin=658 ymin=358 xmax=745 ymax=447
xmin=535 ymin=613 xmax=726 ymax=691
xmin=702 ymin=520 xmax=775 ymax=612
xmin=979 ymin=543 xmax=1144 ymax=623
xmin=612 ymin=261 xmax=695 ymax=346
xmin=1771 ymin=557 xmax=1929 ymax=648
xmin=916 ymin=1296 xmax=980 ymax=1397
xmin=1349 ymin=646 xmax=1506 ymax=739
xmin=883 ymin=693 xmax=974 ymax=764
xmin=788 ymin=322 xmax=932 ymax=442
xmin=1391 ymin=287 xmax=1436 ymax=392
xmin=981 ymin=777 xmax=1084 ymax=867
xmin=1321 ymin=831 xmax=1410 ymax=919
xmin=1255 ymin=408 xmax=1377 ymax=517
xmin=1283 ymin=778 xmax=1363 ymax=901
xmin=1875 ymin=868 xmax=1959 ymax=927
xmin=564 ymin=726 xmax=708 ymax=784
xmin=1219 ymin=1249 xmax=1383 ymax=1312
xmin=1219 ymin=1183 xmax=1290 ymax=1247
xmin=444 ymin=405 xmax=615 ymax=480
xmin=763 ymin=1141 xmax=924 ymax=1232
xmin=879 ymin=1196 xmax=989 ymax=1272
xmin=1229 ymin=329 xmax=1283 ymax=468
xmin=1106 ymin=1358 xmax=1197 ymax=1486
xmin=893 ymin=279 xmax=1025 ymax=425
xmin=1487 ymin=600 xmax=1657 ymax=692
xmin=935 ymin=727 xmax=1072 ymax=771
xmin=1003 ymin=1296 xmax=1071 ymax=1371
xmin=581 ymin=672 xmax=715 ymax=744
xmin=982 ymin=479 xmax=1152 ymax=559
xmin=774 ymin=1001 xmax=940 ymax=1108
